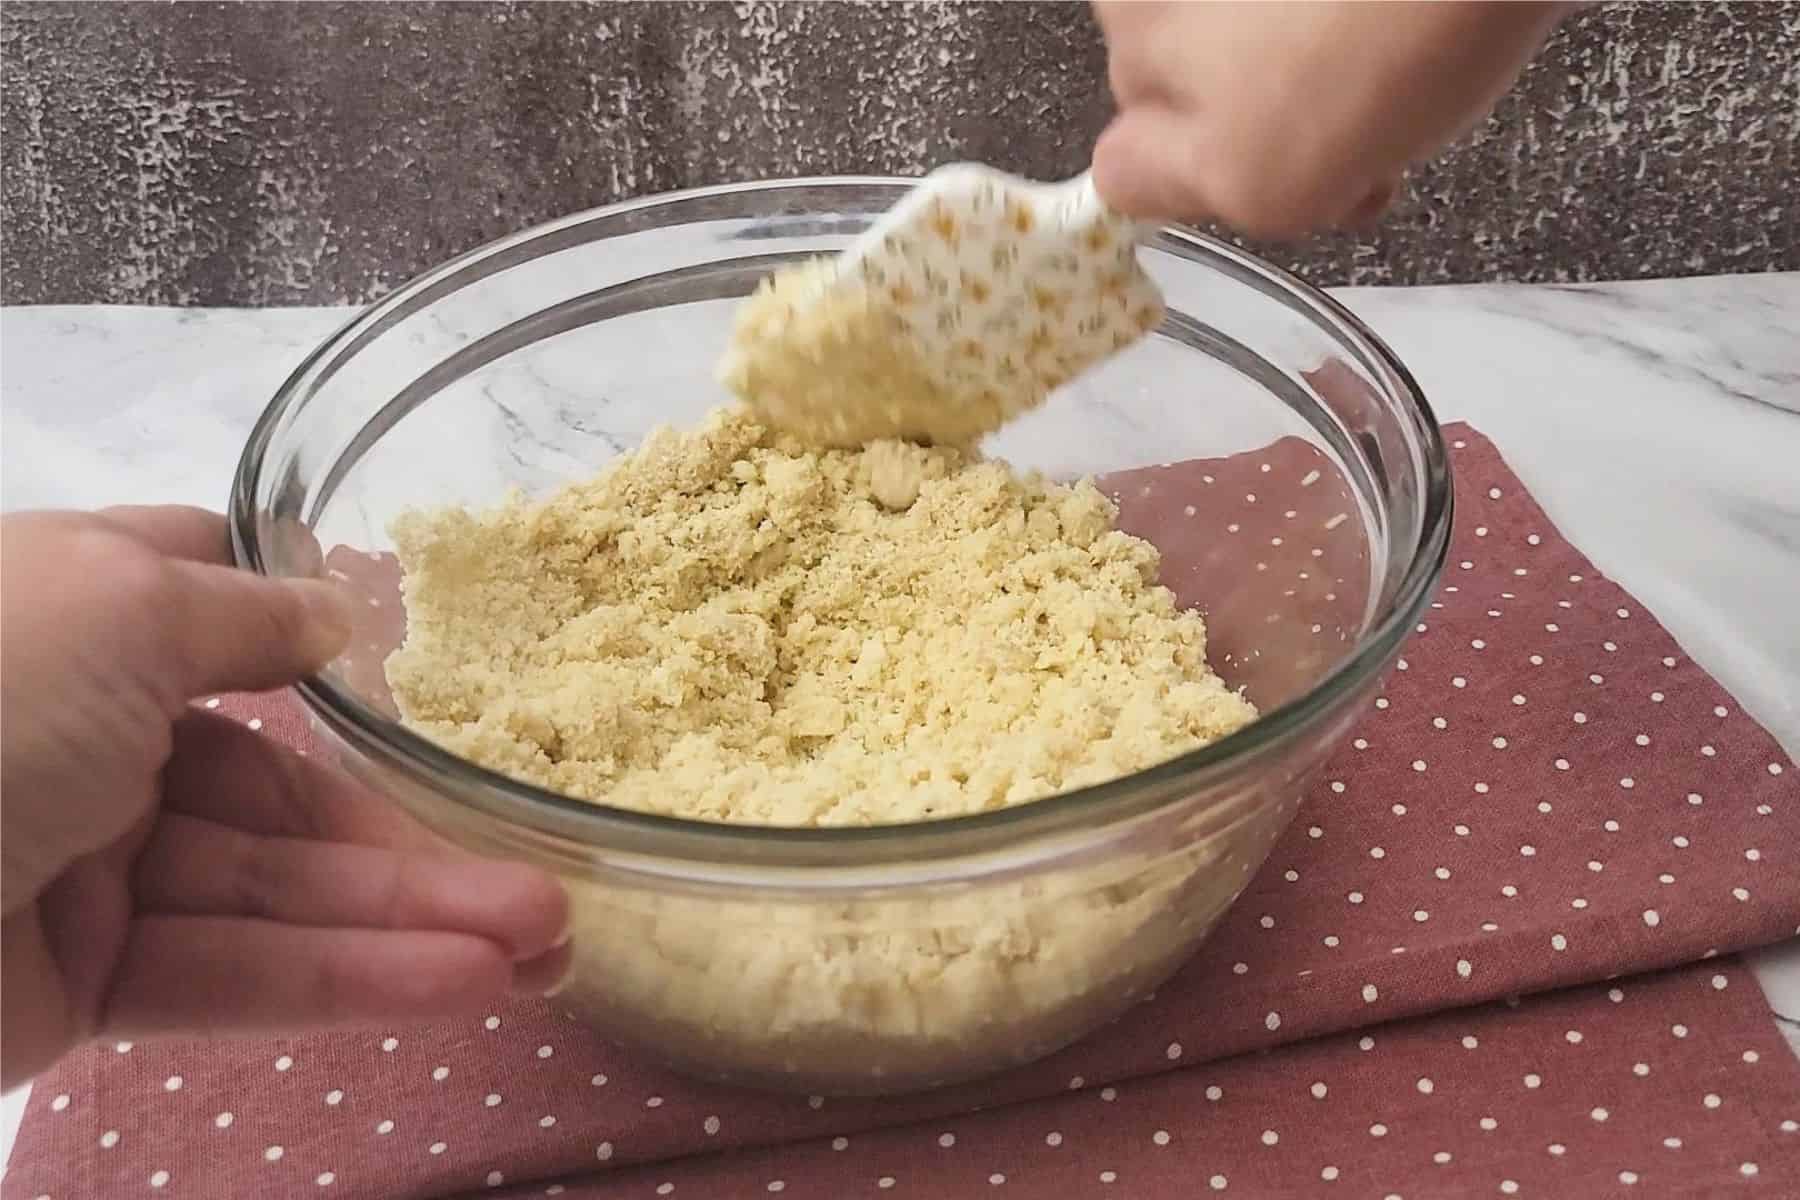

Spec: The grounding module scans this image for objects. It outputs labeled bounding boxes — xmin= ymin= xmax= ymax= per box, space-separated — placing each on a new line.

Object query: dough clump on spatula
xmin=717 ymin=165 xmax=1165 ymax=448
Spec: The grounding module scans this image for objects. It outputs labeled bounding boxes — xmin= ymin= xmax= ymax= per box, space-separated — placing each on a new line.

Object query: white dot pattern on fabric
xmin=41 ymin=971 xmax=1763 ymax=1188
xmin=10 ymin=431 xmax=1798 ymax=1200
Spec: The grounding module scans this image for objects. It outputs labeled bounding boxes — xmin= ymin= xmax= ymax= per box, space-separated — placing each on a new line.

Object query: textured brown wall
xmin=2 ymin=1 xmax=1795 ymax=306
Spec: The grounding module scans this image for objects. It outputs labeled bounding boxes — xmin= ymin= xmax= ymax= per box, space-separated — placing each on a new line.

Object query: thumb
xmin=1092 ymin=105 xmax=1209 ymax=225
xmin=1094 ymin=106 xmax=1382 ymax=240
xmin=157 ymin=562 xmax=353 ymax=700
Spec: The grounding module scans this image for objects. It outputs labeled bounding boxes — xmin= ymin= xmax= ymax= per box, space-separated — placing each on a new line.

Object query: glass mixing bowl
xmin=231 ymin=178 xmax=1450 ymax=1095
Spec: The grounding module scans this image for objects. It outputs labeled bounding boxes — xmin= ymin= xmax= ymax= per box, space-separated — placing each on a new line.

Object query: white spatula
xmin=718 ymin=164 xmax=1165 ymax=448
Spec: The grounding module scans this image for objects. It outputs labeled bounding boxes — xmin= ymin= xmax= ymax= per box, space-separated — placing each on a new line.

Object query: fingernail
xmin=289 ymin=578 xmax=353 ymax=665
xmin=542 ymin=963 xmax=575 ymax=1000
xmin=529 ymin=887 xmax=574 ymax=960
xmin=514 ymin=939 xmax=576 ymax=998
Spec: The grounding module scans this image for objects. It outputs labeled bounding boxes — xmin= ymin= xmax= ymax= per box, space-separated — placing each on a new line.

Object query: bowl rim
xmin=233 ymin=174 xmax=1452 ymax=871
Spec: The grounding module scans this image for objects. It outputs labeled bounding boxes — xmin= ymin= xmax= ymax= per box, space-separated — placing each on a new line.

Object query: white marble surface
xmin=3 ymin=274 xmax=1797 ymax=1168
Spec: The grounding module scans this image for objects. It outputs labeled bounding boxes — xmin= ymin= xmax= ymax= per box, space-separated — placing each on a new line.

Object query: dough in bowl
xmin=384 ymin=403 xmax=1258 ymax=1090
xmin=386 ymin=405 xmax=1254 ymax=824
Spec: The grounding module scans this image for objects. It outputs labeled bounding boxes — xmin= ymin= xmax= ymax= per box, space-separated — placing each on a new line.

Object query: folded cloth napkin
xmin=6 ymin=424 xmax=1795 ymax=1199
xmin=558 ymin=959 xmax=1800 ymax=1198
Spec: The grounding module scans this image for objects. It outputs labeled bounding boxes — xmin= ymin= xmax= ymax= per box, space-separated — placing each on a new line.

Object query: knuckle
xmin=1203 ymin=164 xmax=1337 ymax=241
xmin=72 ymin=526 xmax=164 ymax=602
xmin=1091 ymin=122 xmax=1137 ymax=175
xmin=1104 ymin=50 xmax=1147 ymax=106
xmin=262 ymin=745 xmax=328 ymax=841
xmin=375 ymin=856 xmax=417 ymax=932
xmin=229 ymin=835 xmax=291 ymax=922
xmin=308 ymin=952 xmax=364 ymax=1021
xmin=245 ymin=580 xmax=312 ymax=654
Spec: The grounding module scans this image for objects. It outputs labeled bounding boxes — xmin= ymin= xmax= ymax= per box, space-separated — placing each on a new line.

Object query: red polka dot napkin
xmin=564 ymin=961 xmax=1800 ymax=1199
xmin=6 ymin=423 xmax=1796 ymax=1199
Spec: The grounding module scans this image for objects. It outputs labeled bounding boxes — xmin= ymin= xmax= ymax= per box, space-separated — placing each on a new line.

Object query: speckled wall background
xmin=2 ymin=1 xmax=1794 ymax=306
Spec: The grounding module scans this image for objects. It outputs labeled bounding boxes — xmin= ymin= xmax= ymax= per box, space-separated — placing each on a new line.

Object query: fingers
xmin=264 ymin=515 xmax=328 ymax=581
xmin=1344 ymin=178 xmax=1401 ymax=230
xmin=157 ymin=556 xmax=351 ymax=696
xmin=515 ymin=937 xmax=576 ymax=998
xmin=1092 ymin=105 xmax=1206 ymax=225
xmin=1094 ymin=0 xmax=1184 ymax=108
xmin=97 ymin=505 xmax=234 ymax=565
xmin=89 ymin=504 xmax=350 ymax=697
xmin=1095 ymin=107 xmax=1380 ymax=239
xmin=1 ymin=909 xmax=76 ymax=1090
xmin=7 ymin=508 xmax=346 ymax=709
xmin=98 ymin=504 xmax=329 ymax=583
xmin=134 ymin=813 xmax=569 ymax=962
xmin=1095 ymin=106 xmax=1402 ymax=237
xmin=163 ymin=710 xmax=438 ymax=851
xmin=102 ymin=917 xmax=522 ymax=1038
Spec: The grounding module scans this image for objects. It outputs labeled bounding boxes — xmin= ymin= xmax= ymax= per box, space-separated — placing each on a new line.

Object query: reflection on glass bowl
xmin=231 ymin=178 xmax=1450 ymax=1095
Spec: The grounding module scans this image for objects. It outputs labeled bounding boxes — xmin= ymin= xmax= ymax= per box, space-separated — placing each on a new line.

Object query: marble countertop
xmin=3 ymin=273 xmax=1797 ymax=1168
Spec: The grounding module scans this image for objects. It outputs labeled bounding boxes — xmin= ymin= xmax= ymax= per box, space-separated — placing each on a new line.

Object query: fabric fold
xmin=6 ymin=423 xmax=1795 ymax=1200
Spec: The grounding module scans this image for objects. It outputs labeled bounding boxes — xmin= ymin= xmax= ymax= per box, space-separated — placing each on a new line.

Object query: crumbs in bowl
xmin=385 ymin=405 xmax=1254 ymax=827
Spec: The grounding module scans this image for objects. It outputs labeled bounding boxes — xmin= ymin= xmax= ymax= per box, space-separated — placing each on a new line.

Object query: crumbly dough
xmin=717 ymin=258 xmax=999 ymax=448
xmin=384 ymin=403 xmax=1258 ymax=1092
xmin=387 ymin=405 xmax=1254 ymax=827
